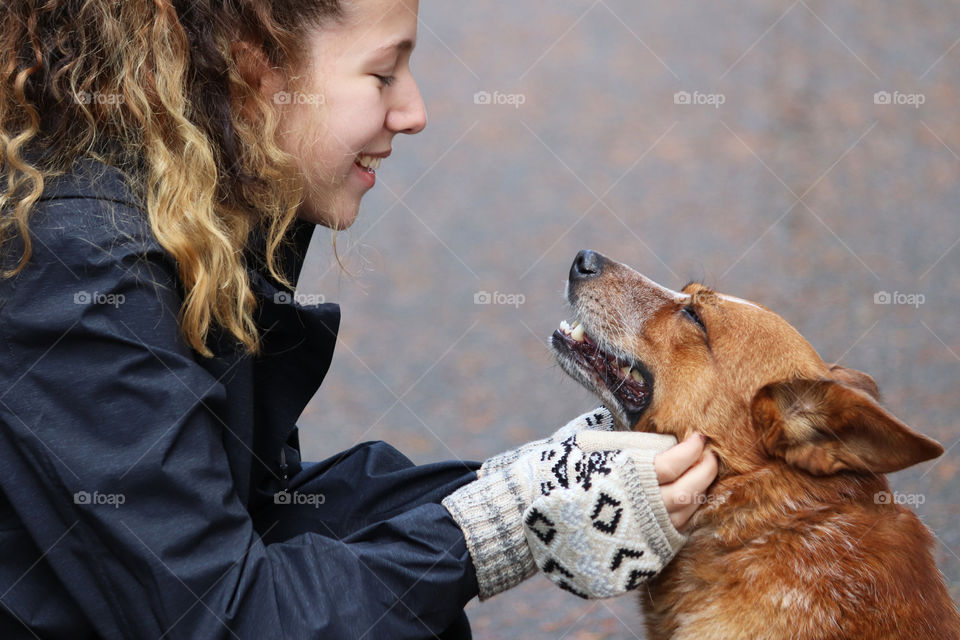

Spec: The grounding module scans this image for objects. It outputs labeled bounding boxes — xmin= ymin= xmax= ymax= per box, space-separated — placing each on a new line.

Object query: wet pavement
xmin=295 ymin=2 xmax=960 ymax=637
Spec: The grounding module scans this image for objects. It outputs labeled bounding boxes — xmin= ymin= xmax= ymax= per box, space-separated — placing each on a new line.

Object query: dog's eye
xmin=683 ymin=306 xmax=706 ymax=332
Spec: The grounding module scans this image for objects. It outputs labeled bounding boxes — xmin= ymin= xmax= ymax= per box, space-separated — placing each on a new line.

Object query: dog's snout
xmin=570 ymin=250 xmax=606 ymax=281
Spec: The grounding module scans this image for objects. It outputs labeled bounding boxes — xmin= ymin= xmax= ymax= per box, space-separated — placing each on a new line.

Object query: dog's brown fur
xmin=553 ymin=251 xmax=960 ymax=640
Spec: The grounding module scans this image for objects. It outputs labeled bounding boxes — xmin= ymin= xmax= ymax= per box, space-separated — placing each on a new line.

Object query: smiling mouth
xmin=355 ymin=154 xmax=382 ymax=174
xmin=550 ymin=320 xmax=653 ymax=427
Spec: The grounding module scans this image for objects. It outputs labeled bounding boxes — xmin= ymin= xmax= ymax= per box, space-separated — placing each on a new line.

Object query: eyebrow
xmin=376 ymin=38 xmax=415 ymax=54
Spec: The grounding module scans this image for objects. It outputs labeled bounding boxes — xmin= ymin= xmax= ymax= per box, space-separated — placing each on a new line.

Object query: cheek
xmin=648 ymin=356 xmax=719 ymax=425
xmin=323 ymin=83 xmax=386 ymax=146
xmin=279 ymin=109 xmax=360 ymax=180
xmin=276 ymin=105 xmax=335 ymax=171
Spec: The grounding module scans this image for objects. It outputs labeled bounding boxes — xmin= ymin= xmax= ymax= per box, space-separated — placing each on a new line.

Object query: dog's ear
xmin=752 ymin=377 xmax=943 ymax=475
xmin=826 ymin=364 xmax=881 ymax=399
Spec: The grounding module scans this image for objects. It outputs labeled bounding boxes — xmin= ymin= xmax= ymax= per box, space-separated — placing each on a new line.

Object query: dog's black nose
xmin=570 ymin=250 xmax=605 ymax=281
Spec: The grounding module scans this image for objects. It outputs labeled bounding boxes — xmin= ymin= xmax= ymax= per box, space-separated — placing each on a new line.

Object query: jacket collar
xmin=36 ymin=155 xmax=145 ymax=209
xmin=244 ymin=216 xmax=316 ymax=294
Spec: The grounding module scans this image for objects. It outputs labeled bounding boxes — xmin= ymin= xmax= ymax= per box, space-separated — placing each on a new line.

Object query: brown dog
xmin=551 ymin=249 xmax=960 ymax=639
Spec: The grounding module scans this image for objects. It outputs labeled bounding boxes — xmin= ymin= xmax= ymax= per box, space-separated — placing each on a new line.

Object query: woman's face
xmin=268 ymin=0 xmax=426 ymax=229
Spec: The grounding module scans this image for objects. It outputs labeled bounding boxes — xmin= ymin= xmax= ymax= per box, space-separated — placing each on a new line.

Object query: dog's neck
xmin=690 ymin=462 xmax=891 ymax=545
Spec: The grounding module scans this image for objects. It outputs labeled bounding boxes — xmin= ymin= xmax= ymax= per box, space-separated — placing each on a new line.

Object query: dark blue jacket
xmin=0 ymin=158 xmax=480 ymax=639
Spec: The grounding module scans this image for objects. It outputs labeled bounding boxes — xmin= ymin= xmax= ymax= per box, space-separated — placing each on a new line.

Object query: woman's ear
xmin=231 ymin=40 xmax=286 ymax=100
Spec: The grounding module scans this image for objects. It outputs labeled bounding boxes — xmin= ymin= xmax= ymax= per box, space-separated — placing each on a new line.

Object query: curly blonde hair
xmin=0 ymin=0 xmax=341 ymax=357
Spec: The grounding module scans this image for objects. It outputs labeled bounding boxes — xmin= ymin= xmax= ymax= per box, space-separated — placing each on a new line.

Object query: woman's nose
xmin=387 ymin=77 xmax=427 ymax=135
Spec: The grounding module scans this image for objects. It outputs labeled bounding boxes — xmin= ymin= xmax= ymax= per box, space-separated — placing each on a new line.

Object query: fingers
xmin=675 ymin=446 xmax=719 ymax=496
xmin=660 ymin=449 xmax=720 ymax=530
xmin=668 ymin=499 xmax=700 ymax=531
xmin=653 ymin=432 xmax=707 ymax=484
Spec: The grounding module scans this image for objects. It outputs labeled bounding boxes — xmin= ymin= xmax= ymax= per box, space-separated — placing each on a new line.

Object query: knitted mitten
xmin=522 ymin=430 xmax=684 ymax=598
xmin=442 ymin=426 xmax=685 ymax=600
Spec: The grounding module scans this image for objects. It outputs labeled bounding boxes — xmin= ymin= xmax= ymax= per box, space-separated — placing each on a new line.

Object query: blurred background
xmin=295 ymin=1 xmax=960 ymax=637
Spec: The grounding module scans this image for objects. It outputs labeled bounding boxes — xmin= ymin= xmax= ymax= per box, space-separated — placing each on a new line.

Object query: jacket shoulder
xmin=31 ymin=158 xmax=154 ymax=246
xmin=3 ymin=158 xmax=170 ymax=274
xmin=0 ymin=159 xmax=181 ymax=318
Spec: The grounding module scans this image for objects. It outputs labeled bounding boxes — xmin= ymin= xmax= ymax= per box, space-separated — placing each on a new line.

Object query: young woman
xmin=0 ymin=1 xmax=718 ymax=638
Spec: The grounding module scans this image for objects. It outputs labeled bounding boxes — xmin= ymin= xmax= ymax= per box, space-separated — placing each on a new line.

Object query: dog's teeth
xmin=620 ymin=365 xmax=631 ymax=377
xmin=630 ymin=369 xmax=643 ymax=383
xmin=560 ymin=320 xmax=571 ymax=332
xmin=570 ymin=323 xmax=585 ymax=342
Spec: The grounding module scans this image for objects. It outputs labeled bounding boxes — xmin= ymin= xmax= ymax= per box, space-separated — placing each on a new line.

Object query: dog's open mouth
xmin=551 ymin=320 xmax=653 ymax=427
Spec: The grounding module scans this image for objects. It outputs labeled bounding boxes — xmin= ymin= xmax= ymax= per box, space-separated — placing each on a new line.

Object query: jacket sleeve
xmin=0 ymin=199 xmax=478 ymax=639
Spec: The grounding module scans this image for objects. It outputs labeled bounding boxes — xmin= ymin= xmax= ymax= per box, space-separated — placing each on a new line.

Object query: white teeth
xmin=620 ymin=365 xmax=631 ymax=377
xmin=357 ymin=155 xmax=382 ymax=170
xmin=559 ymin=319 xmax=571 ymax=333
xmin=570 ymin=322 xmax=585 ymax=342
xmin=630 ymin=369 xmax=643 ymax=383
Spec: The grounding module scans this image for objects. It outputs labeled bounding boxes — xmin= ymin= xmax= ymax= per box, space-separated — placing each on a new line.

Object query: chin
xmin=297 ymin=201 xmax=360 ymax=230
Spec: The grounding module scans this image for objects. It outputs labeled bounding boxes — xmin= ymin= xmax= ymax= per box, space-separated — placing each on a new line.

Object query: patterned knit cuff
xmin=622 ymin=449 xmax=688 ymax=558
xmin=441 ymin=469 xmax=538 ymax=600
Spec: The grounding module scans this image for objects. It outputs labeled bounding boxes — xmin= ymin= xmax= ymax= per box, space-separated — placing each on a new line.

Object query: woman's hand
xmin=446 ymin=419 xmax=719 ymax=600
xmin=655 ymin=433 xmax=719 ymax=530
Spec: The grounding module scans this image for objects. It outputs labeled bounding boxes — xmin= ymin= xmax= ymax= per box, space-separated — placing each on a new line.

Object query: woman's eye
xmin=373 ymin=74 xmax=396 ymax=87
xmin=683 ymin=306 xmax=706 ymax=332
